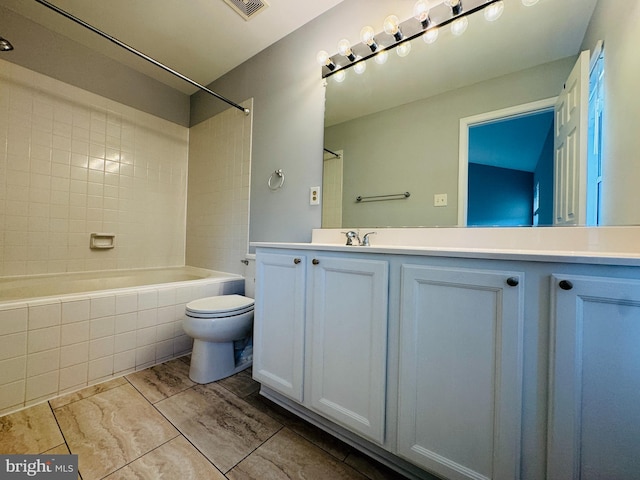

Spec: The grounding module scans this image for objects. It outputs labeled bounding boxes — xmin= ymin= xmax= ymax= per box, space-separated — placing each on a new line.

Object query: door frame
xmin=458 ymin=97 xmax=557 ymax=226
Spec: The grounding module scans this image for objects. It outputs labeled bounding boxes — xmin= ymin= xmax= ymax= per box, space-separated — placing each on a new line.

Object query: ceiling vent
xmin=223 ymin=0 xmax=270 ymax=21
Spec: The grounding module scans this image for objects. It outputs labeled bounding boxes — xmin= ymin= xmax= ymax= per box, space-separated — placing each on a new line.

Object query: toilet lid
xmin=185 ymin=294 xmax=254 ymax=316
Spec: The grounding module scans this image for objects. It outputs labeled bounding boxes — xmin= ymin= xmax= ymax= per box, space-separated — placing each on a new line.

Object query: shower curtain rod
xmin=34 ymin=0 xmax=250 ymax=115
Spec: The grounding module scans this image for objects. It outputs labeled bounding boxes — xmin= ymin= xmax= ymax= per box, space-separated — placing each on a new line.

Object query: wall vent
xmin=223 ymin=0 xmax=270 ymax=21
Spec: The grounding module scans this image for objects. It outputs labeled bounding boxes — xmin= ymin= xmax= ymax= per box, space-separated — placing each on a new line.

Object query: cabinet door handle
xmin=312 ymin=259 xmax=320 ymax=265
xmin=559 ymin=279 xmax=573 ymax=291
xmin=293 ymin=258 xmax=301 ymax=264
xmin=506 ymin=277 xmax=519 ymax=287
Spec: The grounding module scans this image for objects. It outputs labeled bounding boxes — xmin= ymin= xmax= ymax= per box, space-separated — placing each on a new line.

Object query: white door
xmin=553 ymin=50 xmax=590 ymax=225
xmin=253 ymin=252 xmax=306 ymax=401
xmin=548 ymin=274 xmax=640 ymax=480
xmin=308 ymin=255 xmax=388 ymax=444
xmin=397 ymin=265 xmax=524 ymax=480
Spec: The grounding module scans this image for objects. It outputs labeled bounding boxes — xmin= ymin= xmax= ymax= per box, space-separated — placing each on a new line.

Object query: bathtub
xmin=0 ymin=266 xmax=244 ymax=415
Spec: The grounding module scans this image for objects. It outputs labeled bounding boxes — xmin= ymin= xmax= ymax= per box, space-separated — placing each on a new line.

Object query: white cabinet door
xmin=548 ymin=274 xmax=640 ymax=480
xmin=253 ymin=252 xmax=306 ymax=401
xmin=308 ymin=255 xmax=389 ymax=444
xmin=398 ymin=265 xmax=524 ymax=480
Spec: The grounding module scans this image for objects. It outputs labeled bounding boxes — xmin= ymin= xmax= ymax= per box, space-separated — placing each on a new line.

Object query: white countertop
xmin=251 ymin=226 xmax=640 ymax=266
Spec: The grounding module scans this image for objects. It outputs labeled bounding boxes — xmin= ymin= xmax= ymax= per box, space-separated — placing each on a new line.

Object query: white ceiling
xmin=0 ymin=0 xmax=345 ymax=94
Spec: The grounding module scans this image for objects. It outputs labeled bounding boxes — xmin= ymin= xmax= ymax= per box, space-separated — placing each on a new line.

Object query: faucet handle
xmin=341 ymin=230 xmax=360 ymax=246
xmin=361 ymin=231 xmax=377 ymax=246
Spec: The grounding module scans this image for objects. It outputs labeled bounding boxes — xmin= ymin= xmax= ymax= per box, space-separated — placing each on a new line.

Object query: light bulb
xmin=354 ymin=60 xmax=367 ymax=75
xmin=334 ymin=70 xmax=346 ymax=83
xmin=374 ymin=50 xmax=389 ymax=65
xmin=360 ymin=26 xmax=378 ymax=51
xmin=521 ymin=0 xmax=539 ymax=5
xmin=423 ymin=27 xmax=439 ymax=44
xmin=316 ymin=50 xmax=336 ymax=70
xmin=337 ymin=39 xmax=356 ymax=61
xmin=445 ymin=0 xmax=463 ymax=15
xmin=316 ymin=50 xmax=329 ymax=65
xmin=397 ymin=42 xmax=412 ymax=58
xmin=451 ymin=16 xmax=468 ymax=36
xmin=484 ymin=1 xmax=504 ymax=21
xmin=413 ymin=0 xmax=431 ymax=28
xmin=383 ymin=15 xmax=403 ymax=41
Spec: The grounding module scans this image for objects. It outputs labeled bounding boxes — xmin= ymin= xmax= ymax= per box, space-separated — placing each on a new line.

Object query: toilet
xmin=183 ymin=293 xmax=254 ymax=384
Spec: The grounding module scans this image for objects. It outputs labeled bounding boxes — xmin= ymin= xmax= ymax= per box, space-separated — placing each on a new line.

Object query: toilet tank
xmin=243 ymin=256 xmax=256 ymax=298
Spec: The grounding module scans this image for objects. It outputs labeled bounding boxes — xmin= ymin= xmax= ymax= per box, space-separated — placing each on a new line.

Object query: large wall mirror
xmin=322 ymin=0 xmax=640 ymax=228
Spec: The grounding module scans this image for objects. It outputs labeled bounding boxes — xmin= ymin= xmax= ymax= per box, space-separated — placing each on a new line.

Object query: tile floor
xmin=0 ymin=356 xmax=410 ymax=479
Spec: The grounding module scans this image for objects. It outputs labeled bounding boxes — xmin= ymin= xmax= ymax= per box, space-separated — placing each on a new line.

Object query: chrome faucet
xmin=361 ymin=232 xmax=377 ymax=246
xmin=342 ymin=230 xmax=360 ymax=246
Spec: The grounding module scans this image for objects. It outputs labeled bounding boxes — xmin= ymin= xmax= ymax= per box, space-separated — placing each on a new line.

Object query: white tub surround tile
xmin=0 ymin=306 xmax=28 ymax=336
xmin=0 ymin=333 xmax=28 ymax=362
xmin=60 ymin=342 xmax=89 ymax=369
xmin=60 ymin=321 xmax=90 ymax=346
xmin=0 ymin=60 xmax=188 ymax=278
xmin=61 ymin=299 xmax=91 ymax=324
xmin=26 ymin=349 xmax=60 ymax=377
xmin=27 ymin=326 xmax=61 ymax=354
xmin=27 ymin=301 xmax=61 ymax=330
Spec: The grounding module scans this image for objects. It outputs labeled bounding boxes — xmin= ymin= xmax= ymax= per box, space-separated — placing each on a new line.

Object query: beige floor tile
xmin=54 ymin=384 xmax=179 ymax=480
xmin=227 ymin=427 xmax=367 ymax=480
xmin=0 ymin=403 xmax=64 ymax=454
xmin=243 ymin=391 xmax=351 ymax=461
xmin=42 ymin=444 xmax=82 ymax=480
xmin=217 ymin=369 xmax=260 ymax=398
xmin=50 ymin=377 xmax=128 ymax=409
xmin=125 ymin=358 xmax=195 ymax=403
xmin=103 ymin=436 xmax=226 ymax=480
xmin=156 ymin=382 xmax=282 ymax=473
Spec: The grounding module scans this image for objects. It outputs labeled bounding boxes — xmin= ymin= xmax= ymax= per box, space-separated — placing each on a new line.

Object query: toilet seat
xmin=186 ymin=294 xmax=254 ymax=319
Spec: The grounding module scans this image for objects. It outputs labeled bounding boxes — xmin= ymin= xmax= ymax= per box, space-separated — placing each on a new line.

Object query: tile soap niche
xmin=90 ymin=233 xmax=115 ymax=249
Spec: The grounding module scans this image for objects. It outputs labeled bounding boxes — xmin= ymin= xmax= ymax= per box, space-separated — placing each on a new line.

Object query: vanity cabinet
xmin=254 ymin=242 xmax=640 ymax=480
xmin=253 ymin=251 xmax=389 ymax=444
xmin=547 ymin=274 xmax=640 ymax=480
xmin=397 ymin=265 xmax=524 ymax=480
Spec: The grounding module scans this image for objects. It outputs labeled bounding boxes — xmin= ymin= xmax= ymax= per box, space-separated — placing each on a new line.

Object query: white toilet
xmin=183 ymin=293 xmax=254 ymax=384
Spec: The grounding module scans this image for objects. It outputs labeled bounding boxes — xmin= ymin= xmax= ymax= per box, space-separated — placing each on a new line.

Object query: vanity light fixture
xmin=445 ymin=0 xmax=464 ymax=16
xmin=334 ymin=70 xmax=347 ymax=83
xmin=337 ymin=39 xmax=356 ymax=62
xmin=383 ymin=15 xmax=404 ymax=41
xmin=317 ymin=0 xmax=510 ymax=80
xmin=413 ymin=0 xmax=432 ymax=29
xmin=360 ymin=26 xmax=379 ymax=52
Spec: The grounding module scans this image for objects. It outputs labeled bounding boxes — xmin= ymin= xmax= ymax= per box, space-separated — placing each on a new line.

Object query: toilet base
xmin=188 ymin=339 xmax=251 ymax=384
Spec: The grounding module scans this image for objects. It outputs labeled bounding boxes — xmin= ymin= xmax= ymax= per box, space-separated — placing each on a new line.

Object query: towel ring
xmin=268 ymin=169 xmax=285 ymax=190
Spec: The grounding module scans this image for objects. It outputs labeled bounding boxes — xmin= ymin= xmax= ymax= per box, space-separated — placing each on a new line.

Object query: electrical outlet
xmin=434 ymin=193 xmax=448 ymax=207
xmin=310 ymin=186 xmax=320 ymax=205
